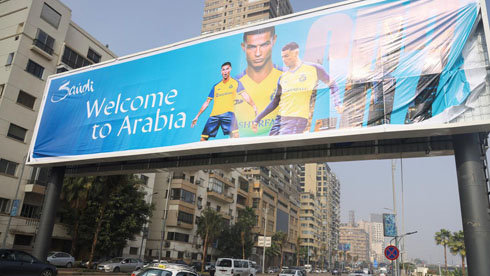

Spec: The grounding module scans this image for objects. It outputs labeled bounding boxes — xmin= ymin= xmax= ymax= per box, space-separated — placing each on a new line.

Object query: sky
xmin=60 ymin=0 xmax=471 ymax=265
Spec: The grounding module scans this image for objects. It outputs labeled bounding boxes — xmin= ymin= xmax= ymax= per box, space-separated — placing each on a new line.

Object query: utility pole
xmin=390 ymin=160 xmax=399 ymax=276
xmin=262 ymin=205 xmax=268 ymax=275
xmin=159 ymin=171 xmax=173 ymax=261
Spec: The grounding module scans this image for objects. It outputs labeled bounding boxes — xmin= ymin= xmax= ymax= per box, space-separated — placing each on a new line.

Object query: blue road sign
xmin=384 ymin=245 xmax=400 ymax=261
xmin=374 ymin=260 xmax=378 ymax=268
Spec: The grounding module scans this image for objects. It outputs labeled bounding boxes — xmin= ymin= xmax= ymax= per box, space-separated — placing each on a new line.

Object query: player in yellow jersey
xmin=235 ymin=26 xmax=283 ymax=137
xmin=252 ymin=42 xmax=343 ymax=135
xmin=191 ymin=62 xmax=257 ymax=141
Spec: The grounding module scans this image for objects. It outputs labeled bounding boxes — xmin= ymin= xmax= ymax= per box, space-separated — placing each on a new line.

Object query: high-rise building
xmin=0 ymin=0 xmax=116 ymax=252
xmin=299 ymin=163 xmax=341 ymax=268
xmin=201 ymin=0 xmax=293 ymax=35
xmin=358 ymin=220 xmax=385 ymax=262
xmin=339 ymin=224 xmax=370 ymax=263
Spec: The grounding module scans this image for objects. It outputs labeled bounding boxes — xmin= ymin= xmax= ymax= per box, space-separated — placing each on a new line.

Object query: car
xmin=190 ymin=261 xmax=202 ymax=271
xmin=132 ymin=263 xmax=200 ymax=276
xmin=0 ymin=248 xmax=58 ymax=276
xmin=47 ymin=251 xmax=75 ymax=268
xmin=279 ymin=269 xmax=303 ymax=276
xmin=215 ymin=258 xmax=255 ymax=276
xmin=267 ymin=266 xmax=279 ymax=273
xmin=97 ymin=257 xmax=143 ymax=272
xmin=331 ymin=268 xmax=340 ymax=275
xmin=289 ymin=266 xmax=306 ymax=276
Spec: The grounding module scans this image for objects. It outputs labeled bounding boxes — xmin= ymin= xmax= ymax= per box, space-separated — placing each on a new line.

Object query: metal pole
xmin=2 ymin=155 xmax=27 ymax=248
xmin=159 ymin=171 xmax=173 ymax=261
xmin=32 ymin=166 xmax=65 ymax=261
xmin=400 ymin=157 xmax=405 ymax=275
xmin=390 ymin=160 xmax=398 ymax=276
xmin=262 ymin=205 xmax=268 ymax=275
xmin=453 ymin=133 xmax=490 ymax=276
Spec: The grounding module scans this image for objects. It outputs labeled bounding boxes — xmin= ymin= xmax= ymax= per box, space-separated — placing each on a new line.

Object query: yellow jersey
xmin=235 ymin=67 xmax=283 ymax=137
xmin=209 ymin=78 xmax=243 ymax=117
xmin=278 ymin=62 xmax=334 ymax=119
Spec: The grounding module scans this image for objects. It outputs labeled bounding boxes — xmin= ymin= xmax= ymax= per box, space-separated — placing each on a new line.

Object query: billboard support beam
xmin=32 ymin=166 xmax=65 ymax=261
xmin=453 ymin=133 xmax=490 ymax=276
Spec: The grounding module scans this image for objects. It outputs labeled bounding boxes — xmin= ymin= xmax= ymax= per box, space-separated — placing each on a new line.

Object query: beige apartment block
xmin=145 ymin=169 xmax=250 ymax=263
xmin=243 ymin=165 xmax=301 ymax=267
xmin=299 ymin=163 xmax=340 ymax=267
xmin=299 ymin=192 xmax=322 ymax=267
xmin=201 ymin=0 xmax=293 ymax=35
xmin=358 ymin=219 xmax=385 ymax=263
xmin=0 ymin=0 xmax=116 ymax=253
xmin=339 ymin=224 xmax=370 ymax=263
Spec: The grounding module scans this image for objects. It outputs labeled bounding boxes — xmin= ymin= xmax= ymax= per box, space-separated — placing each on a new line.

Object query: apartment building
xmin=0 ymin=0 xmax=116 ymax=252
xmin=242 ymin=165 xmax=301 ymax=267
xmin=299 ymin=163 xmax=341 ymax=267
xmin=358 ymin=219 xmax=385 ymax=263
xmin=145 ymin=169 xmax=250 ymax=263
xmin=299 ymin=192 xmax=322 ymax=267
xmin=339 ymin=224 xmax=370 ymax=263
xmin=201 ymin=0 xmax=293 ymax=35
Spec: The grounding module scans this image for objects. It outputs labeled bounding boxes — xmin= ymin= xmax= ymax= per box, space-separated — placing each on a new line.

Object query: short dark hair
xmin=222 ymin=61 xmax=231 ymax=68
xmin=243 ymin=26 xmax=275 ymax=42
xmin=282 ymin=42 xmax=299 ymax=51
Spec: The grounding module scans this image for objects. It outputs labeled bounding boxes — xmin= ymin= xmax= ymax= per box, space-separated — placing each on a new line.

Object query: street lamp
xmin=262 ymin=206 xmax=269 ymax=275
xmin=139 ymin=191 xmax=158 ymax=259
xmin=389 ymin=231 xmax=417 ymax=276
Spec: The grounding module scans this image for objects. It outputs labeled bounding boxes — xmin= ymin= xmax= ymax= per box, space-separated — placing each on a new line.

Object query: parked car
xmin=47 ymin=251 xmax=75 ymax=268
xmin=0 ymin=248 xmax=58 ymax=276
xmin=279 ymin=269 xmax=303 ymax=276
xmin=132 ymin=263 xmax=199 ymax=276
xmin=267 ymin=266 xmax=280 ymax=273
xmin=289 ymin=266 xmax=306 ymax=276
xmin=331 ymin=268 xmax=340 ymax=275
xmin=215 ymin=258 xmax=255 ymax=276
xmin=97 ymin=257 xmax=143 ymax=272
xmin=80 ymin=257 xmax=110 ymax=269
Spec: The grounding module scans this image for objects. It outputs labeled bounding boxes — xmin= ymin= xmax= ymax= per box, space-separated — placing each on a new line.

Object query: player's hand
xmin=191 ymin=117 xmax=198 ymax=128
xmin=335 ymin=105 xmax=344 ymax=114
xmin=252 ymin=121 xmax=258 ymax=133
xmin=253 ymin=106 xmax=258 ymax=116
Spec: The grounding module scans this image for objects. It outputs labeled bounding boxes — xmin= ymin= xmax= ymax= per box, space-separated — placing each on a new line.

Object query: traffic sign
xmin=384 ymin=245 xmax=400 ymax=261
xmin=258 ymin=236 xmax=271 ymax=247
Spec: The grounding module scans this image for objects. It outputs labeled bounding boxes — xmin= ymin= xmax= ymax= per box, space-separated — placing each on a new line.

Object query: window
xmin=87 ymin=48 xmax=101 ymax=63
xmin=16 ymin=91 xmax=36 ymax=109
xmin=140 ymin=175 xmax=149 ymax=185
xmin=0 ymin=198 xmax=10 ymax=213
xmin=252 ymin=198 xmax=260 ymax=208
xmin=7 ymin=124 xmax=27 ymax=142
xmin=13 ymin=235 xmax=33 ymax=246
xmin=34 ymin=29 xmax=55 ymax=55
xmin=20 ymin=204 xmax=40 ymax=218
xmin=209 ymin=178 xmax=224 ymax=194
xmin=6 ymin=53 xmax=14 ymax=66
xmin=40 ymin=3 xmax=61 ymax=28
xmin=62 ymin=46 xmax=91 ymax=69
xmin=129 ymin=247 xmax=138 ymax=255
xmin=29 ymin=167 xmax=49 ymax=186
xmin=167 ymin=232 xmax=189 ymax=242
xmin=0 ymin=159 xmax=18 ymax=176
xmin=177 ymin=211 xmax=193 ymax=224
xmin=171 ymin=188 xmax=195 ymax=204
xmin=26 ymin=60 xmax=44 ymax=79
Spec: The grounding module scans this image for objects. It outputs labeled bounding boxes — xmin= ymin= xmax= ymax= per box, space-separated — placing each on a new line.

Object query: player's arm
xmin=191 ymin=98 xmax=212 ymax=127
xmin=315 ymin=64 xmax=344 ymax=114
xmin=240 ymin=91 xmax=258 ymax=116
xmin=252 ymin=85 xmax=282 ymax=132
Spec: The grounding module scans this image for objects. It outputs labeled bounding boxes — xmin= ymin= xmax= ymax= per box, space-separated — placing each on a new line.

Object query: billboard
xmin=383 ymin=213 xmax=398 ymax=237
xmin=29 ymin=0 xmax=488 ymax=165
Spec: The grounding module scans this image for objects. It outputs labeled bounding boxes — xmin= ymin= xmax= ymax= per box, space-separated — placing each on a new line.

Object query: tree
xmin=267 ymin=231 xmax=287 ymax=268
xmin=449 ymin=230 xmax=466 ymax=276
xmin=236 ymin=207 xmax=257 ymax=259
xmin=197 ymin=207 xmax=223 ymax=273
xmin=296 ymin=237 xmax=303 ymax=266
xmin=435 ymin=229 xmax=451 ymax=275
xmin=60 ymin=175 xmax=152 ymax=266
xmin=60 ymin=176 xmax=96 ymax=257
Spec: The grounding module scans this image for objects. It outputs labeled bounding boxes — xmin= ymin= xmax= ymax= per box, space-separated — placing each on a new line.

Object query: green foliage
xmin=449 ymin=231 xmax=465 ymax=257
xmin=60 ymin=175 xmax=152 ymax=258
xmin=217 ymin=207 xmax=256 ymax=259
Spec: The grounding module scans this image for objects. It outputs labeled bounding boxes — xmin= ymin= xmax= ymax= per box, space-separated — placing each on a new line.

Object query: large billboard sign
xmin=29 ymin=0 xmax=489 ymax=165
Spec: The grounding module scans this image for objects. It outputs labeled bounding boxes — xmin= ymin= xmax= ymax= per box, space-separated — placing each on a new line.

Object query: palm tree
xmin=435 ymin=229 xmax=451 ymax=274
xmin=196 ymin=207 xmax=223 ymax=273
xmin=296 ymin=237 xmax=302 ymax=266
xmin=272 ymin=231 xmax=288 ymax=269
xmin=449 ymin=231 xmax=466 ymax=276
xmin=61 ymin=176 xmax=94 ymax=257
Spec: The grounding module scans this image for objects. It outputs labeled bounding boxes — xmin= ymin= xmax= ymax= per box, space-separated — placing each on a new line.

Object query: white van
xmin=215 ymin=258 xmax=255 ymax=276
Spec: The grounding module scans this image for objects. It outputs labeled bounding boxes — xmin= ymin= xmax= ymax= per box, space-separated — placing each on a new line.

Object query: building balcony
xmin=166 ymin=220 xmax=194 ymax=230
xmin=24 ymin=183 xmax=46 ymax=195
xmin=207 ymin=190 xmax=233 ymax=204
xmin=30 ymin=40 xmax=53 ymax=60
xmin=209 ymin=172 xmax=234 ymax=187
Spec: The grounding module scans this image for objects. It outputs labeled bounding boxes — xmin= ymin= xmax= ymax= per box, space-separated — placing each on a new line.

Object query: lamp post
xmin=390 ymin=231 xmax=417 ymax=276
xmin=139 ymin=191 xmax=158 ymax=260
xmin=159 ymin=171 xmax=173 ymax=261
xmin=262 ymin=205 xmax=268 ymax=275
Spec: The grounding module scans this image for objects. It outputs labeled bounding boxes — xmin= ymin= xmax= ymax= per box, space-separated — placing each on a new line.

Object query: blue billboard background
xmin=31 ymin=0 xmax=481 ymax=162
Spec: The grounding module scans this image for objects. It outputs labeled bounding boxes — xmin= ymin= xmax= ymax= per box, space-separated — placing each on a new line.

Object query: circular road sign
xmin=384 ymin=245 xmax=400 ymax=261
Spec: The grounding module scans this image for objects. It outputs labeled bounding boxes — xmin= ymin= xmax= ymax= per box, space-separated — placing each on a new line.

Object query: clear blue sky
xmin=61 ymin=0 xmax=470 ymax=265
